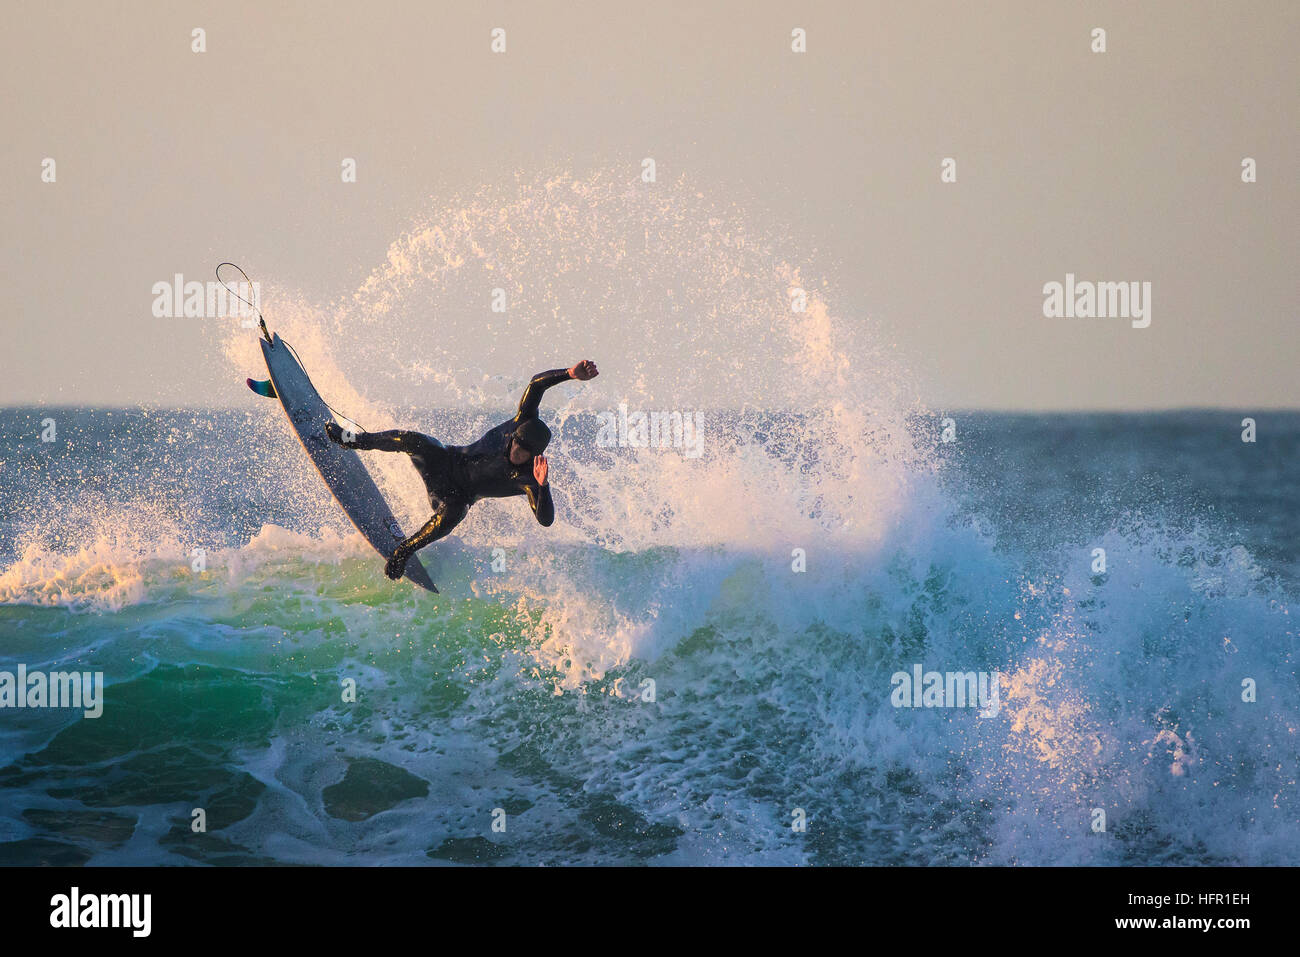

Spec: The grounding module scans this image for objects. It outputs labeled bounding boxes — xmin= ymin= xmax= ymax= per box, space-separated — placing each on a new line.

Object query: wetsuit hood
xmin=512 ymin=418 xmax=551 ymax=454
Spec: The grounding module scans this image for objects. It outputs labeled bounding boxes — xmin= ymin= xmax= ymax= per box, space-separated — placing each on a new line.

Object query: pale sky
xmin=2 ymin=1 xmax=1296 ymax=410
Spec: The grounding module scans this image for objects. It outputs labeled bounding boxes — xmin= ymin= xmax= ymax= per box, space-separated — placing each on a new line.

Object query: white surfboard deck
xmin=258 ymin=333 xmax=438 ymax=593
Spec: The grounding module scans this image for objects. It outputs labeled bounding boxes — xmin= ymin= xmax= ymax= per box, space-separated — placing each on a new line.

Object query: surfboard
xmin=255 ymin=333 xmax=438 ymax=593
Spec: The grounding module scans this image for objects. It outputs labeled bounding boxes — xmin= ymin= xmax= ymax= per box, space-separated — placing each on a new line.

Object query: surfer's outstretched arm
xmin=515 ymin=369 xmax=573 ymax=420
xmin=385 ymin=498 xmax=469 ymax=580
xmin=514 ymin=362 xmax=598 ymax=419
xmin=515 ymin=360 xmax=599 ymax=419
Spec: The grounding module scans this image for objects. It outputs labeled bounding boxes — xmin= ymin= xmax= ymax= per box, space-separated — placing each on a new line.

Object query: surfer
xmin=326 ymin=360 xmax=599 ymax=579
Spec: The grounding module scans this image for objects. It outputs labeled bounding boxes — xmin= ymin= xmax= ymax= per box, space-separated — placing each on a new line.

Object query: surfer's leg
xmin=326 ymin=424 xmax=444 ymax=458
xmin=384 ymin=497 xmax=470 ymax=580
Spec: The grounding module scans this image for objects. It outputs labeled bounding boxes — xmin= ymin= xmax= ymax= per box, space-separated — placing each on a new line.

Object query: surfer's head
xmin=510 ymin=419 xmax=551 ymax=464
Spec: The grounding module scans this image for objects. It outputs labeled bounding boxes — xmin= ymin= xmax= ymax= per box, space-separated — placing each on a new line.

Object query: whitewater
xmin=0 ymin=173 xmax=1295 ymax=865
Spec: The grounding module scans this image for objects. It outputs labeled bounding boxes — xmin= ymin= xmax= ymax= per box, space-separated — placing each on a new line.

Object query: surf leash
xmin=216 ymin=262 xmax=271 ymax=344
xmin=283 ymin=338 xmax=371 ymax=433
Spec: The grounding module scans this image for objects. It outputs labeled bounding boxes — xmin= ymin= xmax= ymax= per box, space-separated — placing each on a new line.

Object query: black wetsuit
xmin=342 ymin=369 xmax=570 ymax=568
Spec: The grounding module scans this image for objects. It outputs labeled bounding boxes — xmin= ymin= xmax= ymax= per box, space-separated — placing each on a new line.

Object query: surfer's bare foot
xmin=385 ymin=550 xmax=409 ymax=580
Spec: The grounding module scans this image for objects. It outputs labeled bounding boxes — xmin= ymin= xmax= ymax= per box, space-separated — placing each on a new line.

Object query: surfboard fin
xmin=246 ymin=377 xmax=278 ymax=399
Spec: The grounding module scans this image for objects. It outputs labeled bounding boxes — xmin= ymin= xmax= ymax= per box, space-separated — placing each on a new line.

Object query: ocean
xmin=1 ymin=406 xmax=1296 ymax=866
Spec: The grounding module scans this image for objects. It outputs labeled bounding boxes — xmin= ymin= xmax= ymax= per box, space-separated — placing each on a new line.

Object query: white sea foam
xmin=1 ymin=172 xmax=1295 ymax=865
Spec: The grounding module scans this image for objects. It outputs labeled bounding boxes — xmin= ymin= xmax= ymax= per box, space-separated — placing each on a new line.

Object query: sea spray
xmin=0 ymin=173 xmax=1294 ymax=866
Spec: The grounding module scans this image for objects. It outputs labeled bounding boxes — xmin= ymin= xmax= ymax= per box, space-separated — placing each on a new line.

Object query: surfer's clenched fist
xmin=533 ymin=454 xmax=548 ymax=486
xmin=568 ymin=359 xmax=598 ymax=381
